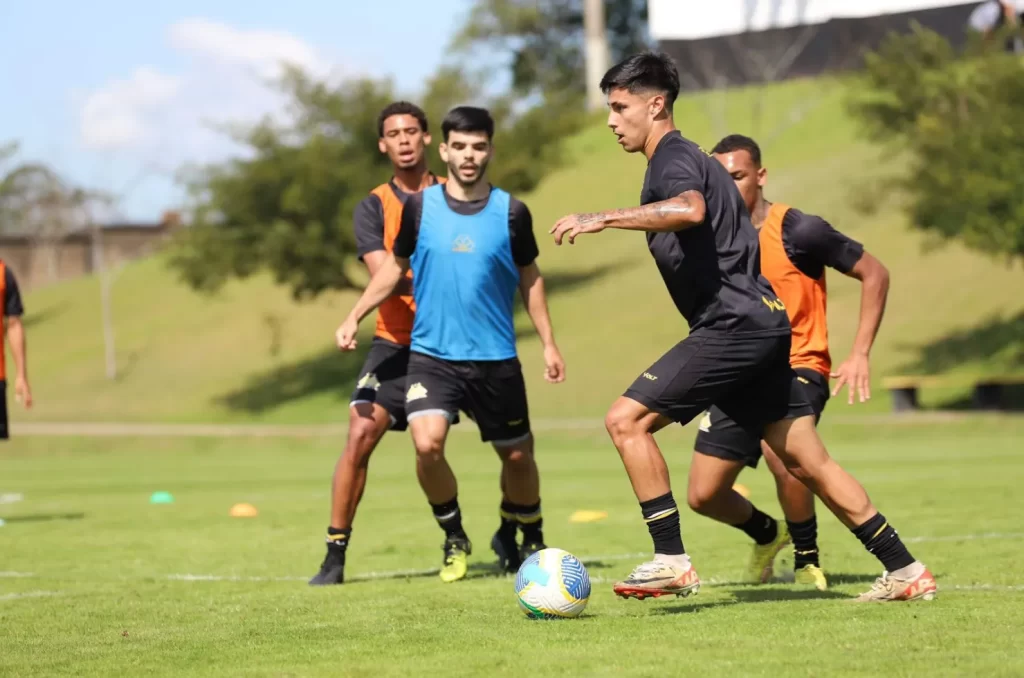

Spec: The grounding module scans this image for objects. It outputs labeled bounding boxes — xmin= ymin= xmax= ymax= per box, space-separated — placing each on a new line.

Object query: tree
xmin=168 ymin=63 xmax=580 ymax=299
xmin=848 ymin=24 xmax=1024 ymax=263
xmin=452 ymin=0 xmax=650 ymax=102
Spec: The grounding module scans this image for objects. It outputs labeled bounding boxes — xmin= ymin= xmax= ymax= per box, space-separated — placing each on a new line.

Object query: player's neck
xmin=643 ymin=120 xmax=677 ymax=160
xmin=445 ymin=176 xmax=491 ymax=202
xmin=392 ymin=163 xmax=433 ymax=193
xmin=751 ymin=197 xmax=771 ymax=229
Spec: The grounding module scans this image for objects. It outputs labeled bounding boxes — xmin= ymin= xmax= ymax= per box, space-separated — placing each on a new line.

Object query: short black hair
xmin=599 ymin=51 xmax=681 ymax=110
xmin=441 ymin=106 xmax=494 ymax=141
xmin=377 ymin=101 xmax=429 ymax=138
xmin=711 ymin=134 xmax=762 ymax=167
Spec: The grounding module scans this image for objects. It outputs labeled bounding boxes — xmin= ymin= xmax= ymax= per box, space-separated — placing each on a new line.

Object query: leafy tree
xmin=452 ymin=0 xmax=650 ymax=100
xmin=168 ymin=63 xmax=582 ymax=299
xmin=849 ymin=24 xmax=1024 ymax=263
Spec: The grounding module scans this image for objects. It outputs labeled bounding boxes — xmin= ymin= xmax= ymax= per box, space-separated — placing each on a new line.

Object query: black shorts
xmin=350 ymin=339 xmax=412 ymax=431
xmin=0 ymin=380 xmax=8 ymax=440
xmin=693 ymin=367 xmax=830 ymax=468
xmin=623 ymin=330 xmax=814 ymax=439
xmin=405 ymin=351 xmax=531 ymax=444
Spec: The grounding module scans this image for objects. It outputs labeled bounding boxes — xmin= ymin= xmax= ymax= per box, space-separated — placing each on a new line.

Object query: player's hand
xmin=14 ymin=375 xmax=31 ymax=409
xmin=550 ymin=213 xmax=605 ymax=245
xmin=831 ymin=353 xmax=870 ymax=404
xmin=335 ymin=316 xmax=360 ymax=352
xmin=543 ymin=344 xmax=566 ymax=383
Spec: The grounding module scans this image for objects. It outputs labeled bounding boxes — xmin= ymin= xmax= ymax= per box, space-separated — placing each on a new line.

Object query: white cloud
xmin=80 ymin=67 xmax=182 ymax=149
xmin=78 ymin=19 xmax=339 ymax=156
xmin=168 ymin=17 xmax=329 ymax=79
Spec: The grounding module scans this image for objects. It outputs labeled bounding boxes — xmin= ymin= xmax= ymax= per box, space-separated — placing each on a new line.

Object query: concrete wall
xmin=0 ymin=220 xmax=179 ymax=290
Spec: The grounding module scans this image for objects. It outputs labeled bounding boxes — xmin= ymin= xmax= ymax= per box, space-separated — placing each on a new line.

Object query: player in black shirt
xmin=550 ymin=52 xmax=936 ymax=603
xmin=0 ymin=261 xmax=31 ymax=439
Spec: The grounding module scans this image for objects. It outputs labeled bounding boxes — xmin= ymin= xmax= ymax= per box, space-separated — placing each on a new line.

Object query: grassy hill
xmin=12 ymin=77 xmax=1024 ymax=424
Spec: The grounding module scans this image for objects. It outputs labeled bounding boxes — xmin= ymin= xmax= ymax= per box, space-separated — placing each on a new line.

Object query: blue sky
xmin=0 ymin=0 xmax=477 ymax=219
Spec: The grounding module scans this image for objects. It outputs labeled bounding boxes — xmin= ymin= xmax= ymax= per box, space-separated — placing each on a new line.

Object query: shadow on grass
xmin=894 ymin=311 xmax=1024 ymax=412
xmin=0 ymin=512 xmax=85 ymax=523
xmin=896 ymin=311 xmax=1024 ymax=375
xmin=218 ymin=262 xmax=633 ymax=414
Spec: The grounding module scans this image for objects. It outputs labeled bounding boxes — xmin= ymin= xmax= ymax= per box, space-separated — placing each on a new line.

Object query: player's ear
xmin=439 ymin=142 xmax=449 ymax=163
xmin=649 ymin=94 xmax=667 ymax=119
xmin=757 ymin=167 xmax=768 ymax=188
xmin=378 ymin=138 xmax=387 ymax=155
xmin=423 ymin=131 xmax=432 ymax=146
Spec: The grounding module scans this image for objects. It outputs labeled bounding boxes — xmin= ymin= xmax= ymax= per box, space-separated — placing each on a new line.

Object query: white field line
xmin=11 ymin=411 xmax=1019 ymax=437
xmin=4 ymin=534 xmax=1021 ymax=587
xmin=159 ymin=533 xmax=1024 ymax=585
xmin=0 ymin=590 xmax=61 ymax=602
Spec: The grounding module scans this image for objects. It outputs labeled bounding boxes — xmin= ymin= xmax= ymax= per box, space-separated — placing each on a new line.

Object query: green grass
xmin=2 ymin=418 xmax=1024 ymax=676
xmin=13 ymin=76 xmax=1024 ymax=424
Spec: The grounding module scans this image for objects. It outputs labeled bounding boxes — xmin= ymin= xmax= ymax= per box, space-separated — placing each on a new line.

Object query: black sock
xmin=326 ymin=526 xmax=351 ymax=551
xmin=735 ymin=506 xmax=778 ymax=546
xmin=852 ymin=513 xmax=915 ymax=572
xmin=640 ymin=492 xmax=685 ymax=556
xmin=516 ymin=501 xmax=544 ymax=545
xmin=498 ymin=500 xmax=518 ymax=540
xmin=788 ymin=517 xmax=820 ymax=568
xmin=431 ymin=497 xmax=467 ymax=540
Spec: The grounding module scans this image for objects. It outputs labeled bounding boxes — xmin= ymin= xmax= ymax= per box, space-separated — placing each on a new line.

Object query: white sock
xmin=654 ymin=553 xmax=691 ymax=569
xmin=890 ymin=561 xmax=925 ymax=580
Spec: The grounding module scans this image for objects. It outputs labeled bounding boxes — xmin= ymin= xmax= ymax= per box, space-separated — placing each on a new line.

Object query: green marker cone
xmin=150 ymin=491 xmax=174 ymax=504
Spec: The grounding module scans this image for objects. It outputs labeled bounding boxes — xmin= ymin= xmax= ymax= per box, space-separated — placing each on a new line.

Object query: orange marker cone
xmin=229 ymin=503 xmax=258 ymax=518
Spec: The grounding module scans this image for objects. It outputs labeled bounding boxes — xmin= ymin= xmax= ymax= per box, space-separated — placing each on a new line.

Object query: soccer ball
xmin=514 ymin=547 xmax=591 ymax=619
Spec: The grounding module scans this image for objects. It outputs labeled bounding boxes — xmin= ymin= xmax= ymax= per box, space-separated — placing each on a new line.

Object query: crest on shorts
xmin=698 ymin=412 xmax=712 ymax=432
xmin=406 ymin=382 xmax=428 ymax=402
xmin=356 ymin=372 xmax=381 ymax=391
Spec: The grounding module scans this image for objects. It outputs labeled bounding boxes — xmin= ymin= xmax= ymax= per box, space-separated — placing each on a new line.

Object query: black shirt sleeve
xmin=509 ymin=198 xmax=539 ymax=267
xmin=4 ymin=266 xmax=24 ymax=317
xmin=653 ymin=145 xmax=705 ymax=201
xmin=781 ymin=209 xmax=865 ymax=279
xmin=393 ymin=192 xmax=423 ymax=259
xmin=353 ymin=194 xmax=385 ymax=261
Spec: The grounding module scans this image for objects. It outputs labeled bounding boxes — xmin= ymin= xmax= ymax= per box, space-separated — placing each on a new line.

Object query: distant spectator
xmin=0 ymin=260 xmax=31 ymax=439
xmin=969 ymin=0 xmax=1024 ymax=52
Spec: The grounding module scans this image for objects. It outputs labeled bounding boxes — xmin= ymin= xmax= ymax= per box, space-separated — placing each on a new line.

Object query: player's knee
xmin=413 ymin=435 xmax=446 ymax=464
xmin=604 ymin=404 xmax=641 ymax=444
xmin=686 ymin=482 xmax=721 ymax=515
xmin=344 ymin=419 xmax=383 ymax=465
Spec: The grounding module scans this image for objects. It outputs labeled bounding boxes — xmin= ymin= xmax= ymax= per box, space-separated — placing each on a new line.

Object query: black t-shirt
xmin=779 ymin=208 xmax=864 ymax=278
xmin=353 ymin=175 xmax=439 ymax=261
xmin=394 ymin=185 xmax=539 ymax=266
xmin=3 ymin=266 xmax=23 ymax=317
xmin=641 ymin=131 xmax=789 ymax=336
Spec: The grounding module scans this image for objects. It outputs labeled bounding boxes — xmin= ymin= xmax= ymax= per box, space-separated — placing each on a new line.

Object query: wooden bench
xmin=882 ymin=375 xmax=1024 ymax=412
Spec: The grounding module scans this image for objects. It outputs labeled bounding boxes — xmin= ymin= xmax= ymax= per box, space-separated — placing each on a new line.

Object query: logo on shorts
xmin=642 ymin=372 xmax=658 ymax=381
xmin=797 ymin=376 xmax=809 ymax=385
xmin=762 ymin=295 xmax=786 ymax=312
xmin=698 ymin=412 xmax=712 ymax=432
xmin=406 ymin=382 xmax=428 ymax=402
xmin=508 ymin=419 xmax=523 ymax=426
xmin=452 ymin=235 xmax=475 ymax=253
xmin=356 ymin=372 xmax=381 ymax=391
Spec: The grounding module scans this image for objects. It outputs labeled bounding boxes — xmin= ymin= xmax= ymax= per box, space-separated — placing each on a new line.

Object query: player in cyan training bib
xmin=550 ymin=52 xmax=935 ymax=603
xmin=336 ymin=106 xmax=566 ymax=582
xmin=686 ymin=134 xmax=891 ymax=591
xmin=310 ymin=102 xmax=445 ymax=586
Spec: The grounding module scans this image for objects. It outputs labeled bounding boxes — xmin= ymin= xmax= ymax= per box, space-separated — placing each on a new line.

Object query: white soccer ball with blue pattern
xmin=514 ymin=547 xmax=591 ymax=618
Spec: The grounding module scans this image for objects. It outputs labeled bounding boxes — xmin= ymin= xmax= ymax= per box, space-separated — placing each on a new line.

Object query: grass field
xmin=12 ymin=77 xmax=1024 ymax=425
xmin=3 ymin=417 xmax=1024 ymax=676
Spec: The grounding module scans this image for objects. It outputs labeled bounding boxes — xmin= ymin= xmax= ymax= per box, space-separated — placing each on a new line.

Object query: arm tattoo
xmin=595 ymin=191 xmax=705 ymax=232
